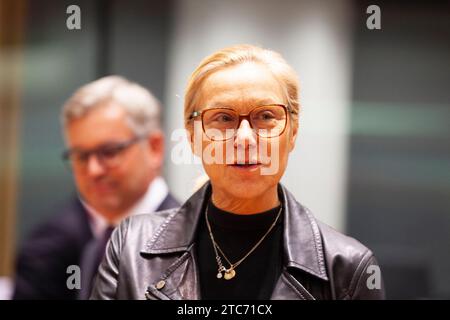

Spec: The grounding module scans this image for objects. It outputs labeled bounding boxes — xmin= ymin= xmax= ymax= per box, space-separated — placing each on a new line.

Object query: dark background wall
xmin=347 ymin=0 xmax=450 ymax=299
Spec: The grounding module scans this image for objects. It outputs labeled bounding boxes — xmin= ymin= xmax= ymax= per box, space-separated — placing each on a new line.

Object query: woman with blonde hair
xmin=91 ymin=45 xmax=384 ymax=300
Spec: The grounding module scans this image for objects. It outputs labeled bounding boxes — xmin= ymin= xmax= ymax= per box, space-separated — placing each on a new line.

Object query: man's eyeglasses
xmin=189 ymin=104 xmax=295 ymax=141
xmin=62 ymin=136 xmax=146 ymax=170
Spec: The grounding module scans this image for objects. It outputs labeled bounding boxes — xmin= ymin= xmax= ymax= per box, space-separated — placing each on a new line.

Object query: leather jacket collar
xmin=140 ymin=182 xmax=328 ymax=299
xmin=91 ymin=181 xmax=384 ymax=300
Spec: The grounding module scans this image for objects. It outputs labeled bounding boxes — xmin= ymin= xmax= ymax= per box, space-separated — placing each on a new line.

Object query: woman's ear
xmin=288 ymin=122 xmax=299 ymax=152
xmin=187 ymin=125 xmax=203 ymax=158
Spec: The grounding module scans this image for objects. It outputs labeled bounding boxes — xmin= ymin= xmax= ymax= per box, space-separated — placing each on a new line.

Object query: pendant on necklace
xmin=216 ymin=266 xmax=226 ymax=279
xmin=224 ymin=268 xmax=236 ymax=280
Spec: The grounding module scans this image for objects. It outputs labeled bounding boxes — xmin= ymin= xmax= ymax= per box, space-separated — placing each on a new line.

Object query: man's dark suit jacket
xmin=13 ymin=193 xmax=179 ymax=300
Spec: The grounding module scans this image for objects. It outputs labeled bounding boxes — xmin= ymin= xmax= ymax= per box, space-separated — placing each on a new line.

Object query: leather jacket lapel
xmin=145 ymin=246 xmax=200 ymax=300
xmin=270 ymin=270 xmax=316 ymax=300
xmin=280 ymin=186 xmax=328 ymax=281
xmin=142 ymin=182 xmax=329 ymax=300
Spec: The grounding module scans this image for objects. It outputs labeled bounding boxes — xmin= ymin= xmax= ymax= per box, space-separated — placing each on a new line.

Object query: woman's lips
xmin=228 ymin=163 xmax=261 ymax=172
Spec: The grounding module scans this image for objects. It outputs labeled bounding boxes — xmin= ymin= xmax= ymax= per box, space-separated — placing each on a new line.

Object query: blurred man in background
xmin=13 ymin=76 xmax=179 ymax=299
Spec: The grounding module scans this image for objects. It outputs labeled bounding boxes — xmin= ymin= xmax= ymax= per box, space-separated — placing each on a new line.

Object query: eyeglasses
xmin=189 ymin=104 xmax=294 ymax=141
xmin=62 ymin=136 xmax=145 ymax=170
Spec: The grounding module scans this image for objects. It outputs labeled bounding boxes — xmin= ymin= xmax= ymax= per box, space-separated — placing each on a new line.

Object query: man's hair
xmin=184 ymin=44 xmax=300 ymax=132
xmin=62 ymin=75 xmax=161 ymax=136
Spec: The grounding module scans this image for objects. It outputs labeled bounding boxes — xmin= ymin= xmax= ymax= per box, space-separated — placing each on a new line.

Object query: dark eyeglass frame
xmin=62 ymin=135 xmax=146 ymax=170
xmin=189 ymin=103 xmax=296 ymax=141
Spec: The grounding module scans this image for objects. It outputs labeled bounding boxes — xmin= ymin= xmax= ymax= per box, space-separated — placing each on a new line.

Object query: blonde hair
xmin=62 ymin=75 xmax=161 ymax=136
xmin=184 ymin=44 xmax=300 ymax=131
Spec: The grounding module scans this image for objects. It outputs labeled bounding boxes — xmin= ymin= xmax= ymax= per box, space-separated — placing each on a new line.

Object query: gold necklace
xmin=205 ymin=205 xmax=282 ymax=280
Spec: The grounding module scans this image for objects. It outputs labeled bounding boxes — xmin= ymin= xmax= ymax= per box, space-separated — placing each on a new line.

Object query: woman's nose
xmin=234 ymin=119 xmax=257 ymax=148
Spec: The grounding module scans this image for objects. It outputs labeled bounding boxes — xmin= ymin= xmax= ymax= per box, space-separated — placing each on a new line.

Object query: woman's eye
xmin=214 ymin=114 xmax=234 ymax=122
xmin=257 ymin=112 xmax=276 ymax=120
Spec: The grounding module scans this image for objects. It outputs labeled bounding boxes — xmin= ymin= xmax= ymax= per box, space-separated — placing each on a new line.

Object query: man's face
xmin=65 ymin=102 xmax=162 ymax=220
xmin=191 ymin=62 xmax=298 ymax=200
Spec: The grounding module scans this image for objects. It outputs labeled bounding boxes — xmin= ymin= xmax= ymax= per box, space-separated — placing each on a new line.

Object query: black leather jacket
xmin=91 ymin=183 xmax=385 ymax=300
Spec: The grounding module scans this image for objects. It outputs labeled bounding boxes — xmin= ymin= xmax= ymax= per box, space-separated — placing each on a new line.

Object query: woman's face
xmin=191 ymin=62 xmax=298 ymax=200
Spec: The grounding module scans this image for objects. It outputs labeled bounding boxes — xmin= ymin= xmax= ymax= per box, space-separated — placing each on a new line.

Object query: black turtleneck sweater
xmin=196 ymin=199 xmax=284 ymax=300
